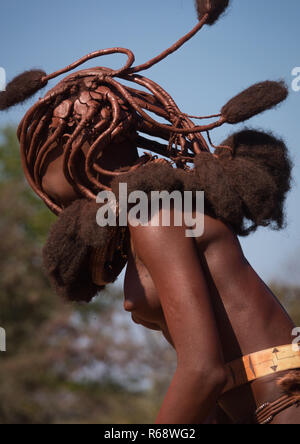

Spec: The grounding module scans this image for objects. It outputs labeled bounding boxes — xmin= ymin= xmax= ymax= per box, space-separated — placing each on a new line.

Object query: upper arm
xmin=129 ymin=211 xmax=224 ymax=371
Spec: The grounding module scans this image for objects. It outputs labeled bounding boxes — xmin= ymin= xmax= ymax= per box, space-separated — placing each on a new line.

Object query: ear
xmin=195 ymin=0 xmax=230 ymax=25
xmin=221 ymin=81 xmax=288 ymax=124
xmin=0 ymin=69 xmax=48 ymax=110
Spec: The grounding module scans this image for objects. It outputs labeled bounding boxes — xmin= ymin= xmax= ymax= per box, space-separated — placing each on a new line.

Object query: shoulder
xmin=202 ymin=213 xmax=238 ymax=242
xmin=128 ymin=207 xmax=194 ymax=248
xmin=128 ymin=207 xmax=239 ymax=250
xmin=128 ymin=208 xmax=210 ymax=284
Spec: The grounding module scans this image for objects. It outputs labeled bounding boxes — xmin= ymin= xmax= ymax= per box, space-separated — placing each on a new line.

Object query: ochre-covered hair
xmin=0 ymin=0 xmax=293 ymax=301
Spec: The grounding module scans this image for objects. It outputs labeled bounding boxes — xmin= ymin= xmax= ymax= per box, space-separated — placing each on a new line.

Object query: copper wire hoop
xmin=17 ymin=13 xmax=228 ymax=215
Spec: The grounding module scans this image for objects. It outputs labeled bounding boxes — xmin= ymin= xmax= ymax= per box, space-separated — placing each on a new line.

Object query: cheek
xmin=42 ymin=154 xmax=78 ymax=206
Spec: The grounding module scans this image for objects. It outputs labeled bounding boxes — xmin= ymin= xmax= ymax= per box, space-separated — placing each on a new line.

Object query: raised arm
xmin=129 ymin=212 xmax=227 ymax=424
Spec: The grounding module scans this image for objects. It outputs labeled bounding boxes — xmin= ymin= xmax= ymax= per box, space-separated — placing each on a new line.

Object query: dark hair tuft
xmin=221 ymin=81 xmax=288 ymax=124
xmin=43 ymin=200 xmax=126 ymax=303
xmin=193 ymin=152 xmax=244 ymax=233
xmin=277 ymin=371 xmax=300 ymax=400
xmin=111 ymin=162 xmax=184 ymax=199
xmin=213 ymin=129 xmax=293 ymax=234
xmin=0 ymin=70 xmax=47 ymax=110
xmin=112 ymin=135 xmax=292 ymax=237
xmin=195 ymin=0 xmax=230 ymax=25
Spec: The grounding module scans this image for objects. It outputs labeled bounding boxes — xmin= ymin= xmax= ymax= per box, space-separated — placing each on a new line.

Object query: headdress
xmin=0 ymin=1 xmax=292 ymax=302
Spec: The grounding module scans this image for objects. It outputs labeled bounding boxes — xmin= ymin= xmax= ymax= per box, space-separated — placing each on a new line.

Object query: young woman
xmin=1 ymin=0 xmax=299 ymax=425
xmin=125 ymin=206 xmax=299 ymax=424
xmin=40 ymin=130 xmax=300 ymax=424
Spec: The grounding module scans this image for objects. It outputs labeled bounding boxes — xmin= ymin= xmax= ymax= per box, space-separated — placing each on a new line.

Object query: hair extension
xmin=2 ymin=2 xmax=293 ymax=302
xmin=193 ymin=152 xmax=244 ymax=232
xmin=111 ymin=161 xmax=185 ymax=200
xmin=0 ymin=70 xmax=47 ymax=110
xmin=195 ymin=0 xmax=230 ymax=25
xmin=214 ymin=129 xmax=292 ymax=234
xmin=221 ymin=81 xmax=288 ymax=124
xmin=43 ymin=200 xmax=128 ymax=302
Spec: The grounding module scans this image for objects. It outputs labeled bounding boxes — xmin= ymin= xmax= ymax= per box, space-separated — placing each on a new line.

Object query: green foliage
xmin=270 ymin=283 xmax=300 ymax=326
xmin=0 ymin=126 xmax=56 ymax=243
xmin=0 ymin=126 xmax=57 ymax=354
xmin=0 ymin=126 xmax=170 ymax=423
xmin=0 ymin=126 xmax=23 ymax=181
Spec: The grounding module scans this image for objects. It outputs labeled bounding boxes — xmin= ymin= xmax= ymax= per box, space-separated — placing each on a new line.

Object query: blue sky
xmin=1 ymin=0 xmax=300 ymax=285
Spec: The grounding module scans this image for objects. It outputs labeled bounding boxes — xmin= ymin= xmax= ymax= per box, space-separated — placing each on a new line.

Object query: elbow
xmin=207 ymin=367 xmax=228 ymax=393
xmin=199 ymin=367 xmax=228 ymax=394
xmin=178 ymin=363 xmax=228 ymax=394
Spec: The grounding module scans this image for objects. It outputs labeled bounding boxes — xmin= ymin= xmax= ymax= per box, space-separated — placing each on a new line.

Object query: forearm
xmin=156 ymin=366 xmax=226 ymax=424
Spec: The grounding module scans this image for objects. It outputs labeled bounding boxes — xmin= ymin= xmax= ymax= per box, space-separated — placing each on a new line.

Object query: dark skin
xmin=127 ymin=210 xmax=228 ymax=424
xmin=42 ymin=145 xmax=299 ymax=424
xmin=125 ymin=211 xmax=299 ymax=424
xmin=42 ymin=139 xmax=139 ymax=207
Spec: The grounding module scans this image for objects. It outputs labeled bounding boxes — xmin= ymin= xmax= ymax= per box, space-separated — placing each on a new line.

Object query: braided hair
xmin=0 ymin=0 xmax=292 ymax=301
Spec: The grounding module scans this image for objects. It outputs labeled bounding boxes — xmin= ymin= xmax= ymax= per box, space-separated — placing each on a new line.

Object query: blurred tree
xmin=270 ymin=283 xmax=300 ymax=326
xmin=0 ymin=126 xmax=174 ymax=424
